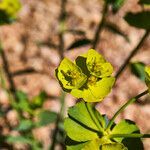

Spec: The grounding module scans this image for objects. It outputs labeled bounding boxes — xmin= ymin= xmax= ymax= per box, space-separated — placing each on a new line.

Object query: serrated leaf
xmin=86 ymin=49 xmax=113 ymax=78
xmin=55 ymin=58 xmax=87 ymax=91
xmin=130 ymin=62 xmax=146 ymax=81
xmin=37 ymin=110 xmax=57 ymax=126
xmin=111 ymin=120 xmax=139 ymax=142
xmin=68 ymin=101 xmax=104 ymax=132
xmin=101 ymin=143 xmax=127 ymax=150
xmin=64 ymin=117 xmax=99 ymax=142
xmin=124 ymin=11 xmax=150 ymax=29
xmin=104 ymin=22 xmax=129 ymax=42
xmin=16 ymin=120 xmax=34 ymax=131
xmin=67 ymin=39 xmax=92 ymax=50
xmin=138 ymin=0 xmax=150 ymax=5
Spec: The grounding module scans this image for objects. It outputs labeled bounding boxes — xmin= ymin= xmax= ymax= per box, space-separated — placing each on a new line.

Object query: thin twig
xmin=50 ymin=0 xmax=67 ymax=149
xmin=0 ymin=45 xmax=17 ymax=100
xmin=109 ymin=133 xmax=150 ymax=139
xmin=91 ymin=2 xmax=108 ymax=49
xmin=50 ymin=92 xmax=65 ymax=150
xmin=106 ymin=89 xmax=149 ymax=130
xmin=115 ymin=30 xmax=149 ymax=79
xmin=58 ymin=0 xmax=67 ymax=60
xmin=11 ymin=68 xmax=37 ymax=77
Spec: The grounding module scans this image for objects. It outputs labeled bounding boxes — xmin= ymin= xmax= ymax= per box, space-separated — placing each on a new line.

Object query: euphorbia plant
xmin=56 ymin=49 xmax=150 ymax=150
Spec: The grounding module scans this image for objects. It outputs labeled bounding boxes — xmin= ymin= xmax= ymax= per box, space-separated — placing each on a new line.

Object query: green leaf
xmin=16 ymin=90 xmax=28 ymax=101
xmin=105 ymin=0 xmax=125 ymax=13
xmin=15 ymin=90 xmax=33 ymax=114
xmin=64 ymin=117 xmax=99 ymax=142
xmin=111 ymin=120 xmax=139 ymax=142
xmin=82 ymin=139 xmax=102 ymax=150
xmin=67 ymin=39 xmax=92 ymax=50
xmin=16 ymin=120 xmax=34 ymax=131
xmin=124 ymin=11 xmax=150 ymax=29
xmin=130 ymin=62 xmax=146 ymax=81
xmin=68 ymin=101 xmax=104 ymax=132
xmin=55 ymin=58 xmax=87 ymax=91
xmin=101 ymin=143 xmax=127 ymax=150
xmin=86 ymin=49 xmax=113 ymax=78
xmin=37 ymin=110 xmax=57 ymax=126
xmin=30 ymin=91 xmax=46 ymax=109
xmin=7 ymin=136 xmax=32 ymax=144
xmin=104 ymin=22 xmax=129 ymax=42
xmin=112 ymin=0 xmax=125 ymax=13
xmin=71 ymin=77 xmax=115 ymax=102
xmin=67 ymin=142 xmax=87 ymax=150
xmin=138 ymin=0 xmax=150 ymax=5
xmin=66 ymin=136 xmax=88 ymax=150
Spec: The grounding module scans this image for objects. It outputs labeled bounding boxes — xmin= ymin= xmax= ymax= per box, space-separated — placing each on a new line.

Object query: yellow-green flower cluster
xmin=56 ymin=49 xmax=115 ymax=102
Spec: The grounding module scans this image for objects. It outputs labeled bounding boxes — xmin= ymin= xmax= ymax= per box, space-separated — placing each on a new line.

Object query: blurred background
xmin=0 ymin=0 xmax=150 ymax=149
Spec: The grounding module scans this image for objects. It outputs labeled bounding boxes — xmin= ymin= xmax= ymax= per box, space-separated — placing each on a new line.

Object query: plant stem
xmin=106 ymin=89 xmax=149 ymax=130
xmin=50 ymin=92 xmax=65 ymax=150
xmin=58 ymin=0 xmax=67 ymax=60
xmin=0 ymin=42 xmax=18 ymax=101
xmin=115 ymin=30 xmax=150 ymax=79
xmin=92 ymin=2 xmax=108 ymax=49
xmin=85 ymin=102 xmax=104 ymax=133
xmin=50 ymin=1 xmax=67 ymax=149
xmin=109 ymin=133 xmax=150 ymax=139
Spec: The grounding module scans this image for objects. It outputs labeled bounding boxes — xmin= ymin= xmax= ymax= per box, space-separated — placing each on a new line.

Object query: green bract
xmin=0 ymin=0 xmax=21 ymax=24
xmin=145 ymin=66 xmax=150 ymax=92
xmin=56 ymin=49 xmax=115 ymax=102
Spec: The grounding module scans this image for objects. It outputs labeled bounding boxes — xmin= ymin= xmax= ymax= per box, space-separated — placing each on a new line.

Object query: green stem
xmin=106 ymin=90 xmax=149 ymax=130
xmin=0 ymin=42 xmax=18 ymax=101
xmin=85 ymin=102 xmax=104 ymax=133
xmin=50 ymin=1 xmax=67 ymax=149
xmin=109 ymin=133 xmax=150 ymax=139
xmin=115 ymin=30 xmax=149 ymax=79
xmin=50 ymin=92 xmax=65 ymax=150
xmin=92 ymin=2 xmax=108 ymax=49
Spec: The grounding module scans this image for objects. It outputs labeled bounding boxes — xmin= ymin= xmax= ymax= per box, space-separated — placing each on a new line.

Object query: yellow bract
xmin=56 ymin=58 xmax=87 ymax=90
xmin=86 ymin=49 xmax=113 ymax=78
